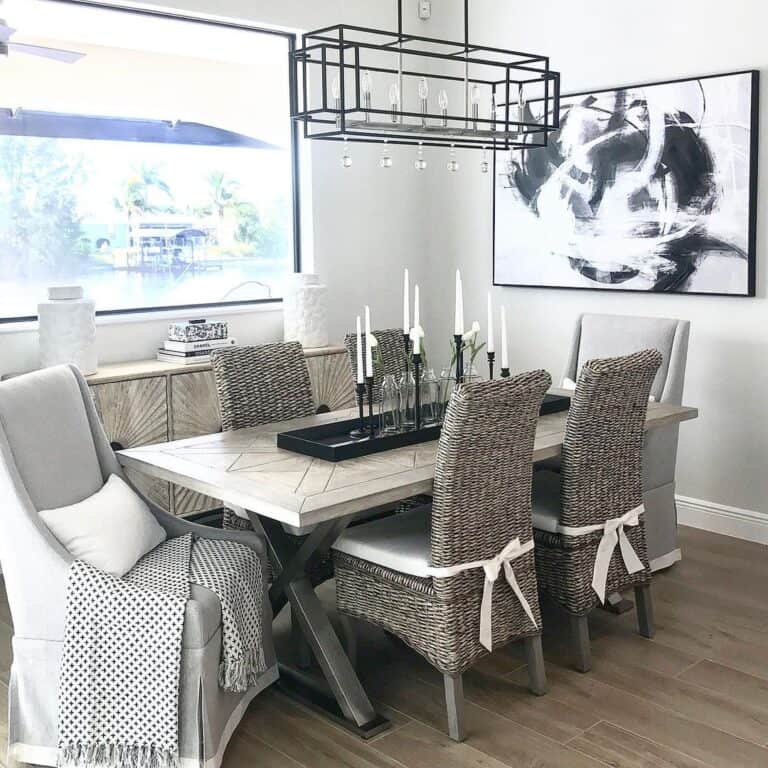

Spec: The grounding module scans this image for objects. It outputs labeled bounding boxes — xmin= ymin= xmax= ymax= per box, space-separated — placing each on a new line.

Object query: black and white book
xmin=163 ymin=337 xmax=236 ymax=353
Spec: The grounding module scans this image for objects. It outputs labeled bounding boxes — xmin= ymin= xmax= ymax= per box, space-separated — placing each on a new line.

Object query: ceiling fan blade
xmin=8 ymin=42 xmax=85 ymax=63
xmin=0 ymin=23 xmax=15 ymax=41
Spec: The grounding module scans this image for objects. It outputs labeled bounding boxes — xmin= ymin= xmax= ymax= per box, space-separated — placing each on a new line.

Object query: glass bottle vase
xmin=378 ymin=374 xmax=401 ymax=434
xmin=398 ymin=370 xmax=417 ymax=431
xmin=420 ymin=368 xmax=441 ymax=426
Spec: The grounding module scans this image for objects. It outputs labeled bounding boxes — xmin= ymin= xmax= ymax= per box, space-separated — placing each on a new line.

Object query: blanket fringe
xmin=58 ymin=742 xmax=179 ymax=768
xmin=218 ymin=645 xmax=267 ymax=693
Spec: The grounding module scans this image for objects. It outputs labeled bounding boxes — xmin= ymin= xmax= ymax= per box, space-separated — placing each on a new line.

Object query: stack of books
xmin=157 ymin=319 xmax=235 ymax=365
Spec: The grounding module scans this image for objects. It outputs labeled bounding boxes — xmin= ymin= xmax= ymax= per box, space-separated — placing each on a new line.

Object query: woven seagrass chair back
xmin=210 ymin=342 xmax=315 ymax=432
xmin=344 ymin=328 xmax=407 ymax=403
xmin=560 ymin=348 xmax=662 ymax=530
xmin=430 ymin=371 xmax=551 ymax=598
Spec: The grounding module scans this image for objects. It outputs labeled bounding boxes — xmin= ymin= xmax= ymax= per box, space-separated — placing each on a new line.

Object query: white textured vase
xmin=283 ymin=273 xmax=329 ymax=349
xmin=38 ymin=286 xmax=98 ymax=375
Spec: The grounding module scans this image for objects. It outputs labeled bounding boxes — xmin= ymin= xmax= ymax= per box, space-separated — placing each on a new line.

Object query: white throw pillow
xmin=39 ymin=474 xmax=166 ymax=577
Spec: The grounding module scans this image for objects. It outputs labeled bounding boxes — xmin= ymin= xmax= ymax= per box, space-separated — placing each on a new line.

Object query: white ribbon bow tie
xmin=591 ymin=505 xmax=645 ymax=603
xmin=428 ymin=537 xmax=538 ymax=652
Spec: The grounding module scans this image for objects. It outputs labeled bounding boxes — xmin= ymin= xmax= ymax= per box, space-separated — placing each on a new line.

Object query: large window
xmin=0 ymin=1 xmax=299 ymax=321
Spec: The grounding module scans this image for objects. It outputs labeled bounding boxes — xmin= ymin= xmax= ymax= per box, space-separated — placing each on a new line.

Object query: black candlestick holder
xmin=349 ymin=382 xmax=368 ymax=439
xmin=501 ymin=367 xmax=510 ymax=378
xmin=365 ymin=375 xmax=376 ymax=438
xmin=453 ymin=334 xmax=464 ymax=385
xmin=413 ymin=352 xmax=422 ymax=430
xmin=487 ymin=351 xmax=496 ymax=380
xmin=403 ymin=332 xmax=411 ymax=375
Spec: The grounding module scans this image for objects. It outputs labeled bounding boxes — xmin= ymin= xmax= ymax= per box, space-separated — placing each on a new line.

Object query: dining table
xmin=117 ymin=388 xmax=698 ymax=738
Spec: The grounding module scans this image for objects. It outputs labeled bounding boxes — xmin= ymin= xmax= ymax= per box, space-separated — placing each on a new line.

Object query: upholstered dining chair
xmin=344 ymin=327 xmax=407 ymax=403
xmin=332 ymin=371 xmax=552 ymax=742
xmin=532 ymin=349 xmax=663 ymax=673
xmin=0 ymin=365 xmax=277 ymax=768
xmin=561 ymin=313 xmax=690 ymax=571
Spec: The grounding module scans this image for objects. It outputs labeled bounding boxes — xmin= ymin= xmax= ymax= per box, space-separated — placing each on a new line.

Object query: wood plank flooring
xmin=1 ymin=525 xmax=766 ymax=768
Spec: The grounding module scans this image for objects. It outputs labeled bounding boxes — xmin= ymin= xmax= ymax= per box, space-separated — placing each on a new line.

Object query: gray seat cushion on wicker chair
xmin=332 ymin=504 xmax=432 ymax=577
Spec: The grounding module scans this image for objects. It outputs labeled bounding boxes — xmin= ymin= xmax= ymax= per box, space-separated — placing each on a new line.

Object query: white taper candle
xmin=403 ymin=268 xmax=410 ymax=335
xmin=487 ymin=292 xmax=495 ymax=354
xmin=413 ymin=284 xmax=421 ymax=355
xmin=501 ymin=305 xmax=509 ymax=370
xmin=355 ymin=315 xmax=364 ymax=384
xmin=364 ymin=305 xmax=373 ymax=377
xmin=454 ymin=269 xmax=463 ymax=336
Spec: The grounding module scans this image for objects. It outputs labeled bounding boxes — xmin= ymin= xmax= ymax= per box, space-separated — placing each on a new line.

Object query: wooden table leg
xmin=257 ymin=515 xmax=389 ymax=738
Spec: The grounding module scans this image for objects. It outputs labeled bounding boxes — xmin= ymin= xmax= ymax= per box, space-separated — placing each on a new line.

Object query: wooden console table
xmin=82 ymin=346 xmax=355 ymax=516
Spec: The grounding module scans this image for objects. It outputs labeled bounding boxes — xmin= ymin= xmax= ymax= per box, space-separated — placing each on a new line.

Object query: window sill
xmin=0 ymin=300 xmax=283 ymax=335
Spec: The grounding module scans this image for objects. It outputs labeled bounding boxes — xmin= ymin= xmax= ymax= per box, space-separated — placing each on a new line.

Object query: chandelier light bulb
xmin=471 ymin=84 xmax=481 ymax=105
xmin=418 ymin=77 xmax=429 ymax=100
xmin=361 ymin=70 xmax=373 ymax=96
xmin=447 ymin=145 xmax=459 ymax=173
xmin=480 ymin=147 xmax=489 ymax=174
xmin=389 ymin=82 xmax=400 ymax=123
xmin=414 ymin=142 xmax=427 ymax=171
xmin=380 ymin=140 xmax=393 ymax=169
xmin=438 ymin=89 xmax=448 ymax=110
xmin=341 ymin=137 xmax=352 ymax=168
xmin=332 ymin=76 xmax=341 ymax=101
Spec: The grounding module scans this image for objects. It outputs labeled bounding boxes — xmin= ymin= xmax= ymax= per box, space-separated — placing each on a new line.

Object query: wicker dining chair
xmin=532 ymin=349 xmax=662 ymax=673
xmin=332 ymin=371 xmax=552 ymax=741
xmin=344 ymin=327 xmax=407 ymax=403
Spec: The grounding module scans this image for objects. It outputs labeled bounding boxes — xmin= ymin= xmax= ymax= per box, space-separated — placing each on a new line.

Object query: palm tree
xmin=113 ymin=164 xmax=173 ymax=247
xmin=204 ymin=170 xmax=240 ymax=246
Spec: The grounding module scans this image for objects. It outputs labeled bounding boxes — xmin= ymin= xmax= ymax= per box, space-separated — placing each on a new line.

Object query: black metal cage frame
xmin=291 ymin=1 xmax=560 ymax=150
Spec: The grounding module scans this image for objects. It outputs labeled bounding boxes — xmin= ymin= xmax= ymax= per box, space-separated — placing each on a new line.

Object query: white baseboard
xmin=676 ymin=495 xmax=768 ymax=545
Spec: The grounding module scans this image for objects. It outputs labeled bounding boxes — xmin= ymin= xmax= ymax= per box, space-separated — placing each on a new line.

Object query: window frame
xmin=0 ymin=0 xmax=302 ymax=324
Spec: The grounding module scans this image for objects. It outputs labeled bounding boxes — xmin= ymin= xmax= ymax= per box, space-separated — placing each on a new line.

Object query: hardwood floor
xmin=1 ymin=525 xmax=767 ymax=768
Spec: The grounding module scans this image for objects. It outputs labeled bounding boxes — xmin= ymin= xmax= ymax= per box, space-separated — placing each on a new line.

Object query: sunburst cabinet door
xmin=90 ymin=377 xmax=170 ymax=511
xmin=170 ymin=370 xmax=223 ymax=516
xmin=306 ymin=351 xmax=356 ymax=413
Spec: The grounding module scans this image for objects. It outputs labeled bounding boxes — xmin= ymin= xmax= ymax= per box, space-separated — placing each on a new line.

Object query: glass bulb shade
xmin=361 ymin=70 xmax=373 ymax=95
xmin=447 ymin=158 xmax=459 ymax=172
xmin=480 ymin=160 xmax=489 ymax=173
xmin=380 ymin=154 xmax=393 ymax=168
xmin=331 ymin=76 xmax=341 ymax=100
xmin=471 ymin=84 xmax=481 ymax=104
xmin=389 ymin=82 xmax=400 ymax=106
xmin=341 ymin=154 xmax=353 ymax=168
xmin=418 ymin=77 xmax=429 ymax=100
xmin=438 ymin=89 xmax=448 ymax=110
xmin=414 ymin=157 xmax=427 ymax=171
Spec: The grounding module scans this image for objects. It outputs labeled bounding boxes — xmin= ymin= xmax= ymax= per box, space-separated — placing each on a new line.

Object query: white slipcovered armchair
xmin=0 ymin=365 xmax=278 ymax=768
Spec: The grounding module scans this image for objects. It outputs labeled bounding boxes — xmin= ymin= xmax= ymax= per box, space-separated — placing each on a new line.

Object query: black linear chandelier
xmin=291 ymin=0 xmax=561 ymax=171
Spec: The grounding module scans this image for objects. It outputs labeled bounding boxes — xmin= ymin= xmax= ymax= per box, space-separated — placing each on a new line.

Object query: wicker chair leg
xmin=635 ymin=584 xmax=655 ymax=639
xmin=570 ymin=614 xmax=591 ymax=673
xmin=292 ymin=613 xmax=313 ymax=669
xmin=523 ymin=635 xmax=548 ymax=695
xmin=444 ymin=674 xmax=466 ymax=742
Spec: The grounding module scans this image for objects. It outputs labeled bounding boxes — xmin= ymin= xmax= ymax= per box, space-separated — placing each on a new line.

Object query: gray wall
xmin=423 ymin=0 xmax=767 ymax=515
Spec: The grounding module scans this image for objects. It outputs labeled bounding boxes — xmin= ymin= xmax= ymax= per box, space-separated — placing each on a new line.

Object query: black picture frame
xmin=492 ymin=69 xmax=760 ymax=297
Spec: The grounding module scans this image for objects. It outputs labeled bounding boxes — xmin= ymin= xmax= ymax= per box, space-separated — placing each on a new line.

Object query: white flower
xmin=462 ymin=320 xmax=481 ymax=342
xmin=368 ymin=333 xmax=379 ymax=348
xmin=409 ymin=325 xmax=425 ymax=343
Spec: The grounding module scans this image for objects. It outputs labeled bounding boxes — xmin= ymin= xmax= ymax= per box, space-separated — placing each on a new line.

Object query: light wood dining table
xmin=118 ymin=389 xmax=698 ymax=737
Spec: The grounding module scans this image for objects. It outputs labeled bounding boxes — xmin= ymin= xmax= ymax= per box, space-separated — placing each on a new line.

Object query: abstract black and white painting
xmin=493 ymin=70 xmax=758 ymax=295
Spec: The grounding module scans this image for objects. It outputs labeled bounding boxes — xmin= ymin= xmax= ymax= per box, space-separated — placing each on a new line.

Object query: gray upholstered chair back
xmin=0 ymin=365 xmax=123 ymax=641
xmin=564 ymin=313 xmax=689 ymax=403
xmin=344 ymin=328 xmax=406 ymax=402
xmin=561 ymin=350 xmax=662 ymax=530
xmin=430 ymin=371 xmax=551 ymax=600
xmin=210 ymin=342 xmax=315 ymax=431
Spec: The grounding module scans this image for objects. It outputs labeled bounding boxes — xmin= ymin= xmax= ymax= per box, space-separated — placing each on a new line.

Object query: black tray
xmin=276 ymin=393 xmax=570 ymax=463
